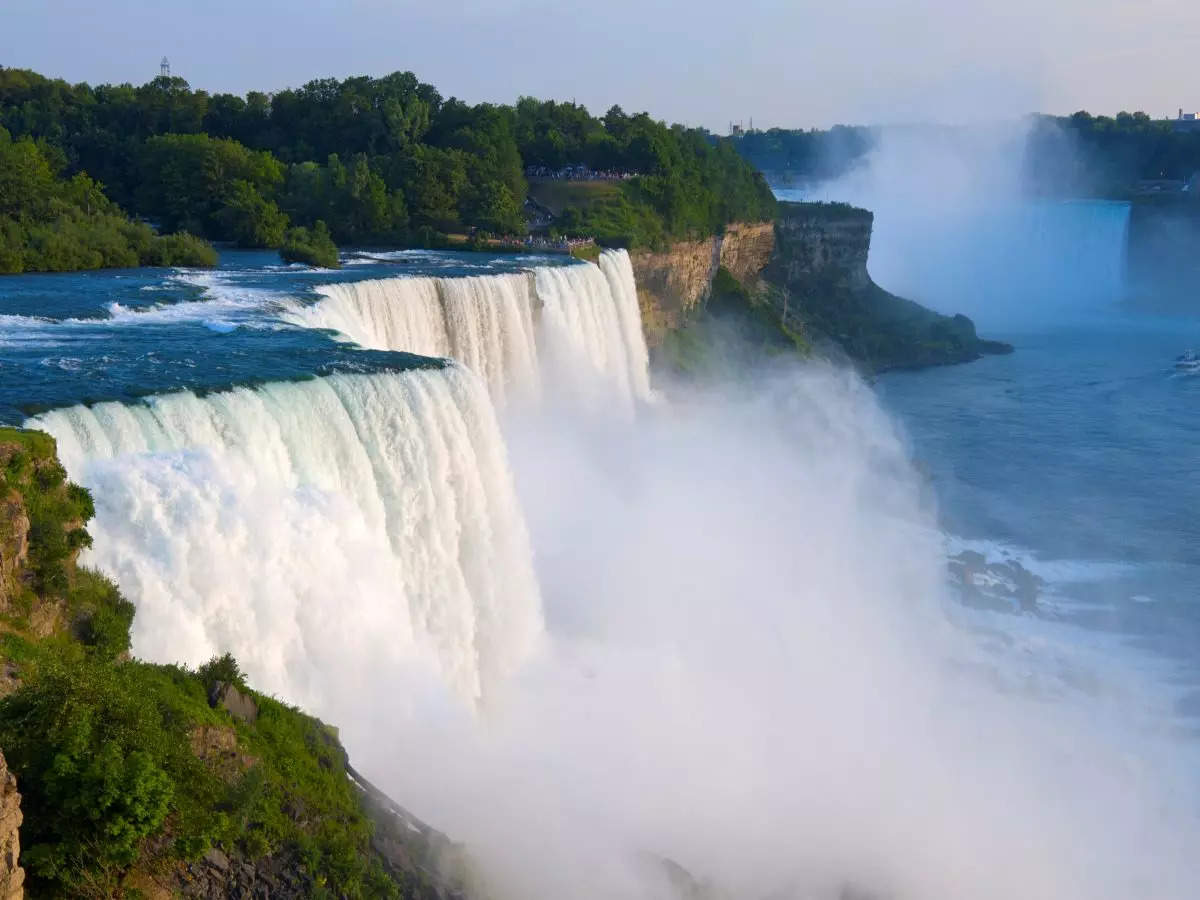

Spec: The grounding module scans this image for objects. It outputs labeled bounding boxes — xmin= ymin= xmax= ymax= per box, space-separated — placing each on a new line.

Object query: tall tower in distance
xmin=160 ymin=57 xmax=171 ymax=78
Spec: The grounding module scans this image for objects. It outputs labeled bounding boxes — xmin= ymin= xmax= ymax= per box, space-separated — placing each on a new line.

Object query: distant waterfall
xmin=289 ymin=250 xmax=650 ymax=408
xmin=29 ymin=366 xmax=543 ymax=707
xmin=863 ymin=199 xmax=1133 ymax=323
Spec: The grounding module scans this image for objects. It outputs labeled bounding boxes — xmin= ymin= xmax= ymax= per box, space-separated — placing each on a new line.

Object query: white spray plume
xmin=805 ymin=122 xmax=1131 ymax=327
xmin=30 ymin=268 xmax=1199 ymax=898
xmin=344 ymin=359 xmax=1198 ymax=900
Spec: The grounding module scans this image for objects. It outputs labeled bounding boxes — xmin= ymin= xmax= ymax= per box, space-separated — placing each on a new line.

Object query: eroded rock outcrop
xmin=630 ymin=237 xmax=720 ymax=343
xmin=0 ymin=751 xmax=24 ymax=900
xmin=630 ymin=222 xmax=775 ymax=345
xmin=0 ymin=491 xmax=29 ymax=615
xmin=717 ymin=221 xmax=776 ymax=287
xmin=630 ymin=207 xmax=1007 ymax=371
xmin=760 ymin=203 xmax=1012 ymax=371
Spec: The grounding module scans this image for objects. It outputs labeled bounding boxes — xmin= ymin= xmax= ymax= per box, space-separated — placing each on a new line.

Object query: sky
xmin=3 ymin=0 xmax=1199 ymax=131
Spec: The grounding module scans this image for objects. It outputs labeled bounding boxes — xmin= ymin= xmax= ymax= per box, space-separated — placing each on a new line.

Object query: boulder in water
xmin=949 ymin=550 xmax=1042 ymax=612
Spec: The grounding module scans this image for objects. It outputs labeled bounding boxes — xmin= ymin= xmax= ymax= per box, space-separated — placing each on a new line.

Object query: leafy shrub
xmin=73 ymin=569 xmax=136 ymax=660
xmin=197 ymin=651 xmax=247 ymax=694
xmin=0 ymin=657 xmax=183 ymax=889
xmin=219 ymin=179 xmax=289 ymax=248
xmin=143 ymin=231 xmax=219 ymax=267
xmin=279 ymin=220 xmax=339 ymax=268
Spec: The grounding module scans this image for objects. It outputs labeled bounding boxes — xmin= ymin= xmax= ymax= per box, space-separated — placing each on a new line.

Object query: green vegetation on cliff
xmin=0 ymin=427 xmax=428 ymax=898
xmin=728 ymin=125 xmax=875 ymax=182
xmin=0 ymin=126 xmax=216 ymax=274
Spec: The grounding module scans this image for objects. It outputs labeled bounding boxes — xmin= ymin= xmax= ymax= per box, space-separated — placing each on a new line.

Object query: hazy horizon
xmin=4 ymin=0 xmax=1198 ymax=133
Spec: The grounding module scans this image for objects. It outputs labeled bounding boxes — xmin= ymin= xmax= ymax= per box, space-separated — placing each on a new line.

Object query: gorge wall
xmin=630 ymin=222 xmax=774 ymax=345
xmin=0 ymin=753 xmax=22 ymax=900
xmin=763 ymin=202 xmax=1010 ymax=370
xmin=632 ymin=208 xmax=1008 ymax=371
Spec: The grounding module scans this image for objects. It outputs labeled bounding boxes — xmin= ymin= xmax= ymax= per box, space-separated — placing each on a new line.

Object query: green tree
xmin=218 ymin=179 xmax=288 ymax=248
xmin=280 ymin=220 xmax=339 ymax=268
xmin=0 ymin=658 xmax=178 ymax=886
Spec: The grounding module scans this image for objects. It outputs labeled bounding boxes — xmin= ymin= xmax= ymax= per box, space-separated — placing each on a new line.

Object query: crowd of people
xmin=524 ymin=164 xmax=635 ymax=180
xmin=493 ymin=234 xmax=597 ymax=253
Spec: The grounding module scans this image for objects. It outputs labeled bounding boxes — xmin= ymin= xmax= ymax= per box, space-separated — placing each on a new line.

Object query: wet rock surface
xmin=949 ymin=549 xmax=1042 ymax=612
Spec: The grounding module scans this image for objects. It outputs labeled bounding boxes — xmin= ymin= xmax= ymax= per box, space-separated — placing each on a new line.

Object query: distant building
xmin=1172 ymin=108 xmax=1200 ymax=132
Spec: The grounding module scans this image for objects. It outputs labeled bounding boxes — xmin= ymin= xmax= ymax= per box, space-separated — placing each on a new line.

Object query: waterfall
xmin=291 ymin=273 xmax=539 ymax=406
xmin=439 ymin=274 xmax=540 ymax=407
xmin=288 ymin=250 xmax=650 ymax=408
xmin=864 ymin=199 xmax=1133 ymax=324
xmin=535 ymin=250 xmax=652 ymax=406
xmin=28 ymin=366 xmax=543 ymax=707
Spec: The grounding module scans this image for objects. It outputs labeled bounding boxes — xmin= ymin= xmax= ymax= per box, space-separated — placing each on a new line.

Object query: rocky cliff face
xmin=629 ymin=238 xmax=719 ymax=345
xmin=0 ymin=490 xmax=30 ymax=616
xmin=0 ymin=752 xmax=23 ymax=900
xmin=768 ymin=205 xmax=873 ymax=294
xmin=717 ymin=222 xmax=775 ymax=286
xmin=634 ymin=205 xmax=1009 ymax=371
xmin=759 ymin=202 xmax=1011 ymax=371
xmin=629 ymin=222 xmax=775 ymax=346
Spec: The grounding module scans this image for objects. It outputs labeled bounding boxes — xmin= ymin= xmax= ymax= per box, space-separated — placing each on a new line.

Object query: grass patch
xmin=527 ymin=179 xmax=623 ymax=216
xmin=570 ymin=242 xmax=602 ymax=263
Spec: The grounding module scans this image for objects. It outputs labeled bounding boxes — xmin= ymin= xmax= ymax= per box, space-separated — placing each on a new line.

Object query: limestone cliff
xmin=629 ymin=222 xmax=775 ymax=346
xmin=0 ymin=488 xmax=30 ymax=616
xmin=717 ymin=222 xmax=775 ymax=287
xmin=0 ymin=752 xmax=22 ymax=900
xmin=629 ymin=237 xmax=719 ymax=344
xmin=631 ymin=209 xmax=1006 ymax=371
xmin=761 ymin=202 xmax=1011 ymax=371
xmin=768 ymin=204 xmax=873 ymax=295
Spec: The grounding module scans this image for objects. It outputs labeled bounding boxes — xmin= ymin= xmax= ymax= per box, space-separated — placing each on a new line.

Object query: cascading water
xmin=22 ymin=249 xmax=652 ymax=710
xmin=535 ymin=250 xmax=652 ymax=408
xmin=28 ymin=365 xmax=543 ymax=707
xmin=295 ymin=276 xmax=452 ymax=359
xmin=288 ymin=250 xmax=650 ymax=409
xmin=439 ymin=274 xmax=540 ymax=407
xmin=293 ymin=273 xmax=540 ymax=406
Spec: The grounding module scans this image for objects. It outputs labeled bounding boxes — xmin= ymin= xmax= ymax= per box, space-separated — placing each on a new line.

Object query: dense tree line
xmin=728 ymin=125 xmax=876 ymax=181
xmin=0 ymin=67 xmax=776 ymax=267
xmin=728 ymin=114 xmax=1200 ymax=200
xmin=1024 ymin=111 xmax=1200 ymax=196
xmin=517 ymin=98 xmax=775 ymax=246
xmin=0 ymin=125 xmax=215 ymax=273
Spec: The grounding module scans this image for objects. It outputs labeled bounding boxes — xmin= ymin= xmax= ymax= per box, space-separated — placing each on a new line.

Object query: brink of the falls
xmin=288 ymin=249 xmax=651 ymax=410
